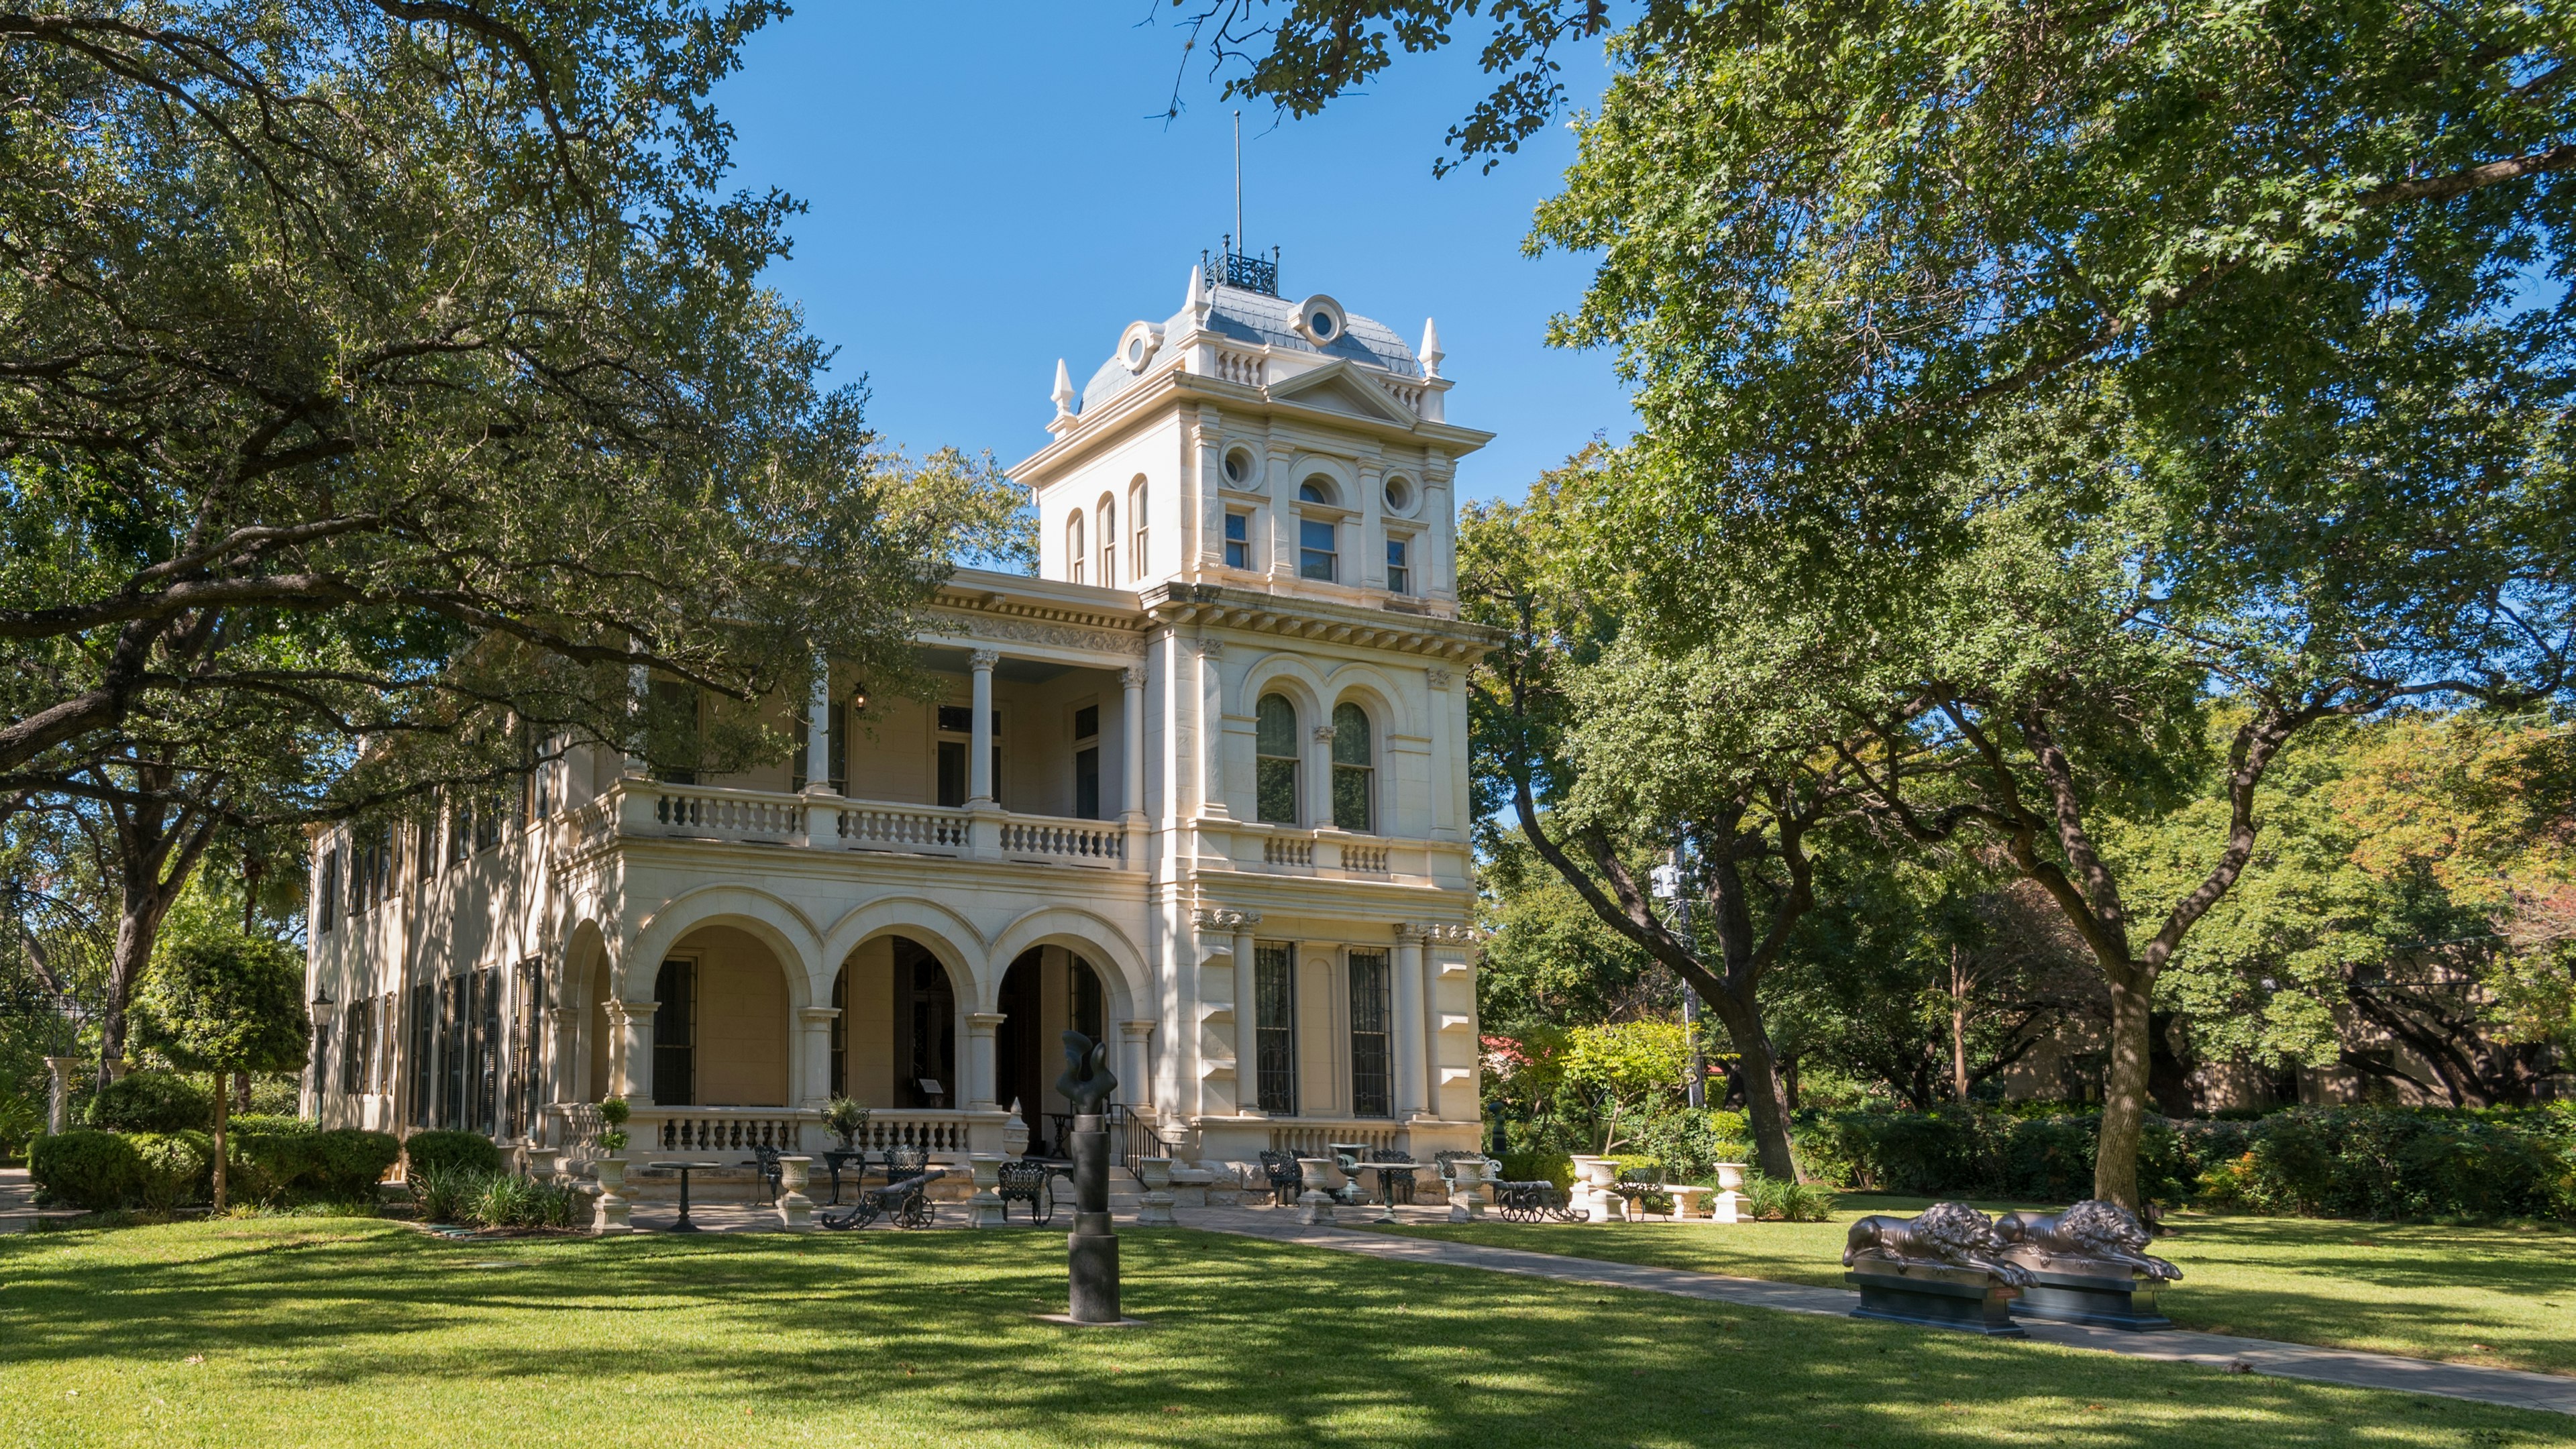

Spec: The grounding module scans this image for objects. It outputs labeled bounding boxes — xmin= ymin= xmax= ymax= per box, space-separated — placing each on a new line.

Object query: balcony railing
xmin=623 ymin=1105 xmax=1009 ymax=1161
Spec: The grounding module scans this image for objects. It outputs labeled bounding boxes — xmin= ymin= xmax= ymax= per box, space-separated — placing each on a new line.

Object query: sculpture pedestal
xmin=1294 ymin=1189 xmax=1336 ymax=1226
xmin=1846 ymin=1262 xmax=2025 ymax=1337
xmin=1135 ymin=1157 xmax=1177 ymax=1226
xmin=967 ymin=1154 xmax=1007 ymax=1229
xmin=1167 ymin=1167 xmax=1213 ymax=1208
xmin=592 ymin=1158 xmax=633 ymax=1236
xmin=2005 ymin=1263 xmax=2171 ymax=1331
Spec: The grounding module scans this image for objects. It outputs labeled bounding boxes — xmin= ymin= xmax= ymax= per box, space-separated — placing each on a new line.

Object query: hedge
xmin=1798 ymin=1104 xmax=2576 ymax=1221
xmin=86 ymin=1071 xmax=211 ymax=1132
xmin=402 ymin=1129 xmax=502 ymax=1176
xmin=30 ymin=1130 xmax=142 ymax=1210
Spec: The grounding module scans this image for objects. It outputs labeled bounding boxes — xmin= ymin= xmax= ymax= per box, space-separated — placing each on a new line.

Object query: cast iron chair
xmin=1612 ymin=1163 xmax=1674 ymax=1221
xmin=998 ymin=1158 xmax=1055 ymax=1225
xmin=1257 ymin=1150 xmax=1304 ymax=1207
xmin=742 ymin=1144 xmax=784 ymax=1205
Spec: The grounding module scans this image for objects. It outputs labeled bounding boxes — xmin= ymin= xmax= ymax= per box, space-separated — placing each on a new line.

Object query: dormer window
xmin=1293 ymin=294 xmax=1347 ymax=345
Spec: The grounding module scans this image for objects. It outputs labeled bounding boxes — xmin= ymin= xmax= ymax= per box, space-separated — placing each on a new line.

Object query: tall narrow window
xmin=828 ymin=968 xmax=847 ymax=1099
xmin=1332 ymin=702 xmax=1374 ymax=833
xmin=441 ymin=975 xmax=469 ymax=1128
xmin=1349 ymin=949 xmax=1392 ymax=1118
xmin=318 ymin=850 xmax=339 ymax=934
xmin=1069 ymin=955 xmax=1105 ymax=1044
xmin=1224 ymin=511 xmax=1250 ymax=570
xmin=1385 ymin=536 xmax=1411 ymax=594
xmin=312 ymin=1016 xmax=334 ymax=1105
xmin=340 ymin=1004 xmax=365 ymax=1095
xmin=1128 ymin=478 xmax=1148 ymax=578
xmin=1096 ymin=496 xmax=1117 ymax=587
xmin=511 ymin=959 xmax=544 ymax=1137
xmin=1299 ymin=517 xmax=1337 ymax=581
xmin=1067 ymin=513 xmax=1085 ymax=584
xmin=409 ymin=981 xmax=435 ymax=1127
xmin=1254 ymin=941 xmax=1297 ymax=1114
xmin=448 ymin=795 xmax=471 ymax=865
xmin=653 ymin=960 xmax=696 ymax=1108
xmin=1073 ymin=702 xmax=1102 ymax=820
xmin=1256 ymin=694 xmax=1299 ymax=824
xmin=416 ymin=818 xmax=437 ymax=882
xmin=475 ymin=966 xmax=501 ymax=1134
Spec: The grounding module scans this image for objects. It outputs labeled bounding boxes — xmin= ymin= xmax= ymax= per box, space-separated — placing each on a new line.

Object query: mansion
xmin=301 ymin=258 xmax=1496 ymax=1180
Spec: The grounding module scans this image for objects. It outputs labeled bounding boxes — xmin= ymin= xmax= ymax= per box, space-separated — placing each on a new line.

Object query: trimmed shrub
xmin=1798 ymin=1103 xmax=2576 ymax=1222
xmin=402 ymin=1130 xmax=501 ymax=1176
xmin=130 ymin=1131 xmax=213 ymax=1210
xmin=1496 ymin=1150 xmax=1574 ymax=1191
xmin=86 ymin=1071 xmax=211 ymax=1132
xmin=227 ymin=1119 xmax=323 ymax=1202
xmin=311 ymin=1130 xmax=401 ymax=1199
xmin=30 ymin=1129 xmax=142 ymax=1210
xmin=1625 ymin=1108 xmax=1749 ymax=1181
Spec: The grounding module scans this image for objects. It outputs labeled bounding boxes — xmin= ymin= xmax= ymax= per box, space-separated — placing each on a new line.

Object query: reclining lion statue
xmin=1994 ymin=1200 xmax=2182 ymax=1281
xmin=1843 ymin=1201 xmax=2035 ymax=1287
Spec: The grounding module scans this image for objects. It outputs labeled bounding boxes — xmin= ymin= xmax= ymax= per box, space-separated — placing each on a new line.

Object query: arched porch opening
xmin=829 ymin=933 xmax=969 ymax=1111
xmin=996 ymin=945 xmax=1109 ymax=1157
xmin=653 ymin=924 xmax=793 ymax=1108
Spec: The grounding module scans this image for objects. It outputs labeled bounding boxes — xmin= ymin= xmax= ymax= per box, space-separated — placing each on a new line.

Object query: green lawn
xmin=0 ymin=1220 xmax=2567 ymax=1447
xmin=1371 ymin=1193 xmax=2576 ymax=1379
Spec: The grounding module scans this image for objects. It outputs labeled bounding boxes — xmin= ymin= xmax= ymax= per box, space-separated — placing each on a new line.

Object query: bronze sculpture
xmin=1843 ymin=1201 xmax=2037 ymax=1287
xmin=1057 ymin=1030 xmax=1117 ymax=1114
xmin=1993 ymin=1199 xmax=2180 ymax=1330
xmin=1055 ymin=1031 xmax=1134 ymax=1326
xmin=1841 ymin=1201 xmax=2033 ymax=1336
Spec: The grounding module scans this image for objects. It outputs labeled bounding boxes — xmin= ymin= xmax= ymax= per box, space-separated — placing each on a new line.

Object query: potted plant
xmin=822 ymin=1097 xmax=869 ymax=1155
xmin=593 ymin=1095 xmax=631 ymax=1193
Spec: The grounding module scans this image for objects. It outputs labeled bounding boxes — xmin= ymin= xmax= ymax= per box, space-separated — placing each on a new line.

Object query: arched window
xmin=1256 ymin=693 xmax=1299 ymax=824
xmin=1298 ymin=476 xmax=1335 ymax=504
xmin=1067 ymin=513 xmax=1085 ymax=585
xmin=1128 ymin=477 xmax=1148 ymax=578
xmin=1332 ymin=702 xmax=1373 ymax=833
xmin=1096 ymin=496 xmax=1116 ymax=587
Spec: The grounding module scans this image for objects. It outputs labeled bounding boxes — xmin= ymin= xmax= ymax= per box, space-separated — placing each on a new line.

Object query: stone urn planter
xmin=1445 ymin=1155 xmax=1490 ymax=1222
xmin=592 ymin=1157 xmax=633 ymax=1235
xmin=1713 ymin=1162 xmax=1748 ymax=1191
xmin=1712 ymin=1161 xmax=1748 ymax=1224
xmin=1568 ymin=1156 xmax=1623 ymax=1222
xmin=777 ymin=1156 xmax=815 ymax=1230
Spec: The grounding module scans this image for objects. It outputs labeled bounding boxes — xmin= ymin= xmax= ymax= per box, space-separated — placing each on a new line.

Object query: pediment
xmin=1266 ymin=361 xmax=1417 ymax=423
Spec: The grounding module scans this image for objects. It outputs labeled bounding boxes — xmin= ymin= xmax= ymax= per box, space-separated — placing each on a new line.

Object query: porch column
xmin=1120 ymin=665 xmax=1146 ymax=820
xmin=968 ymin=649 xmax=998 ymax=806
xmin=1306 ymin=722 xmax=1336 ymax=829
xmin=612 ymin=1000 xmax=657 ymax=1106
xmin=965 ymin=1012 xmax=1006 ymax=1111
xmin=44 ymin=1055 xmax=80 ymax=1136
xmin=546 ymin=1007 xmax=580 ymax=1102
xmin=1393 ymin=930 xmax=1428 ymax=1120
xmin=796 ymin=1007 xmax=840 ymax=1108
xmin=1231 ymin=916 xmax=1261 ymax=1113
xmin=1118 ymin=1019 xmax=1155 ymax=1112
xmin=805 ymin=661 xmax=832 ymax=790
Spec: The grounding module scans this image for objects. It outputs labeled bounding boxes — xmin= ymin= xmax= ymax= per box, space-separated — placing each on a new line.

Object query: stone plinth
xmin=1569 ymin=1156 xmax=1625 ymax=1222
xmin=1845 ymin=1260 xmax=2025 ymax=1337
xmin=592 ymin=1157 xmax=633 ymax=1235
xmin=1135 ymin=1157 xmax=1177 ymax=1226
xmin=967 ymin=1153 xmax=1006 ymax=1228
xmin=2001 ymin=1252 xmax=2171 ymax=1331
xmin=1294 ymin=1188 xmax=1336 ymax=1226
xmin=1168 ymin=1167 xmax=1214 ymax=1208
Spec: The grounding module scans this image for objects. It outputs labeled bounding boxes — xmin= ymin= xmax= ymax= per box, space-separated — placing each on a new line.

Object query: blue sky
xmin=710 ymin=5 xmax=1630 ymax=504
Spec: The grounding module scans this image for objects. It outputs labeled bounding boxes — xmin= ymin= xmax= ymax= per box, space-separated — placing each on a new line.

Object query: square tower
xmin=1013 ymin=262 xmax=1490 ymax=616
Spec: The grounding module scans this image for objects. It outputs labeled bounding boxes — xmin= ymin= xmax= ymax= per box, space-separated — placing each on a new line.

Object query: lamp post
xmin=1650 ymin=848 xmax=1707 ymax=1111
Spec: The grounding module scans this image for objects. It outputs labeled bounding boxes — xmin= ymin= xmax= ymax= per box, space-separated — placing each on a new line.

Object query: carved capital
xmin=968 ymin=648 xmax=1000 ymax=669
xmin=1312 ymin=724 xmax=1338 ymax=743
xmin=1426 ymin=666 xmax=1452 ymax=690
xmin=1121 ymin=665 xmax=1148 ymax=690
xmin=1193 ymin=906 xmax=1261 ymax=932
xmin=1411 ymin=922 xmax=1483 ymax=947
xmin=1196 ymin=636 xmax=1224 ymax=660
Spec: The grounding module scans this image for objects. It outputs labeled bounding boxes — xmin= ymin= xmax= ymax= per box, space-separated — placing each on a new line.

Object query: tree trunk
xmin=211 ymin=1069 xmax=230 ymax=1212
xmin=1950 ymin=947 xmax=1972 ymax=1103
xmin=2093 ymin=972 xmax=2155 ymax=1211
xmin=1703 ymin=986 xmax=1799 ymax=1182
xmin=234 ymin=1071 xmax=253 ymax=1113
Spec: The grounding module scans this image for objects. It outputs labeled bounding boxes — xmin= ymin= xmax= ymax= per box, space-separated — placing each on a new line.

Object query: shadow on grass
xmin=0 ymin=1220 xmax=2562 ymax=1448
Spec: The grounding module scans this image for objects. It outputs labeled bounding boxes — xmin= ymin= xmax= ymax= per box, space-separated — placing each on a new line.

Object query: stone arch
xmin=1236 ymin=650 xmax=1330 ymax=725
xmin=1288 ymin=452 xmax=1356 ymax=505
xmin=816 ymin=896 xmax=986 ymax=1007
xmin=986 ymin=905 xmax=1151 ymax=1026
xmin=624 ymin=883 xmax=820 ymax=1008
xmin=1319 ymin=661 xmax=1417 ymax=739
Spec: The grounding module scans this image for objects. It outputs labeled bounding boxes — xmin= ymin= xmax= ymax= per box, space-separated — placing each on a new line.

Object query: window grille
xmin=1254 ymin=941 xmax=1297 ymax=1114
xmin=1349 ymin=949 xmax=1392 ymax=1118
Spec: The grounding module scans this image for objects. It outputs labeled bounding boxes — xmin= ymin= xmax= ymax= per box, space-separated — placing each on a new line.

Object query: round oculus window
xmin=1293 ymin=294 xmax=1347 ymax=345
xmin=1383 ymin=476 xmax=1413 ymax=513
xmin=1223 ymin=449 xmax=1255 ymax=485
xmin=1309 ymin=310 xmax=1338 ymax=339
xmin=1125 ymin=337 xmax=1146 ymax=365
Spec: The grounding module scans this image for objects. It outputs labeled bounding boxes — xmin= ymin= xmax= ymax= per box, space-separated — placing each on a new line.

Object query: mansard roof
xmin=1080 ymin=281 xmax=1422 ymax=415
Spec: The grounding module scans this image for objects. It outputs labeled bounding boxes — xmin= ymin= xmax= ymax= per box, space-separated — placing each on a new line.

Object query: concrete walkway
xmin=1199 ymin=1203 xmax=2576 ymax=1418
xmin=0 ymin=1167 xmax=79 ymax=1234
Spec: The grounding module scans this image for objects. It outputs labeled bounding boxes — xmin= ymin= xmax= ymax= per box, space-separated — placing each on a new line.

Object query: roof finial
xmin=1420 ymin=317 xmax=1444 ymax=379
xmin=1051 ymin=358 xmax=1075 ymax=419
xmin=1187 ymin=263 xmax=1207 ymax=313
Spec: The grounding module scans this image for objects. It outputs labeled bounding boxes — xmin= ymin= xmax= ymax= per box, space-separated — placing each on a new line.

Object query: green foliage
xmin=470 ymin=1174 xmax=579 ymax=1230
xmin=821 ymin=1097 xmax=870 ymax=1150
xmin=131 ymin=934 xmax=309 ymax=1079
xmin=29 ymin=1129 xmax=141 ymax=1211
xmin=129 ymin=1132 xmax=213 ymax=1211
xmin=85 ymin=1070 xmax=210 ymax=1132
xmin=0 ymin=1092 xmax=37 ymax=1159
xmin=1495 ymin=1150 xmax=1575 ymax=1193
xmin=1741 ymin=1173 xmax=1835 ymax=1224
xmin=407 ymin=1163 xmax=485 ymax=1226
xmin=403 ymin=1130 xmax=502 ymax=1177
xmin=1623 ymin=1108 xmax=1747 ymax=1181
xmin=1802 ymin=1105 xmax=2576 ymax=1222
xmin=310 ymin=1130 xmax=402 ymax=1201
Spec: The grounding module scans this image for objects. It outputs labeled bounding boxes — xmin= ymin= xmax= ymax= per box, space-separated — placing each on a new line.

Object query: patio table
xmin=1346 ymin=1161 xmax=1417 ymax=1222
xmin=647 ymin=1160 xmax=722 ymax=1232
xmin=819 ymin=1149 xmax=865 ymax=1206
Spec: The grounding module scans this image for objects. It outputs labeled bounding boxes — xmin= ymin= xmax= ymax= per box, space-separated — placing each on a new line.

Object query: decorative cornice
xmin=924 ymin=608 xmax=1150 ymax=659
xmin=1140 ymin=581 xmax=1499 ymax=663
